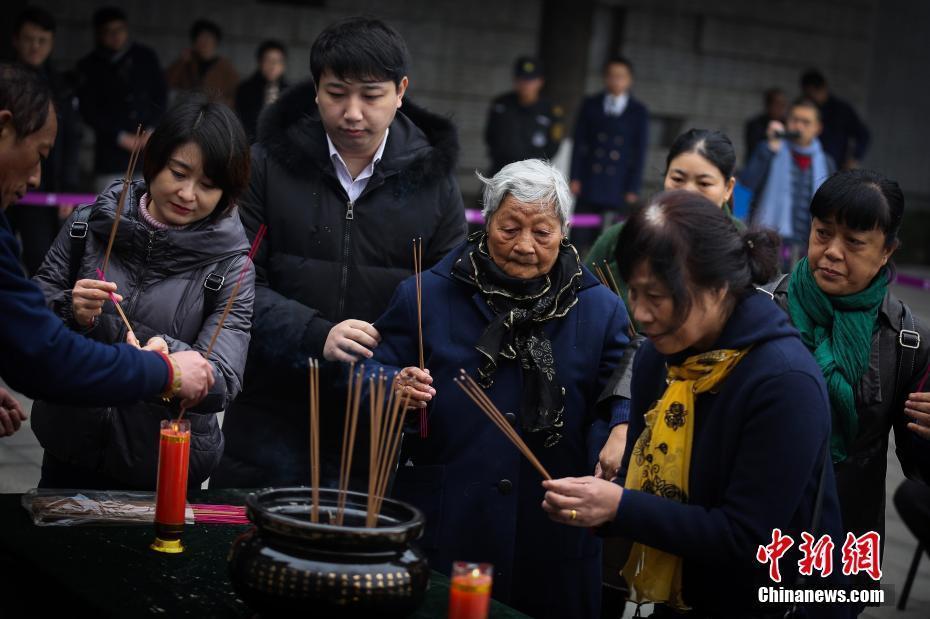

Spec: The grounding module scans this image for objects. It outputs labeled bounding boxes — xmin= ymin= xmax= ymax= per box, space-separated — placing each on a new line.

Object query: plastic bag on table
xmin=21 ymin=489 xmax=194 ymax=526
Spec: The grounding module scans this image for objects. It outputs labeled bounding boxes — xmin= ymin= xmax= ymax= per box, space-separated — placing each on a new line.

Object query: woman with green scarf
xmin=769 ymin=168 xmax=930 ymax=601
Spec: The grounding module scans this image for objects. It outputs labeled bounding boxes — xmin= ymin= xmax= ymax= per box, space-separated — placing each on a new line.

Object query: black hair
xmin=0 ymin=62 xmax=53 ymax=139
xmin=603 ymin=55 xmax=633 ymax=74
xmin=14 ymin=7 xmax=56 ymax=34
xmin=665 ymin=129 xmax=736 ymax=180
xmin=616 ymin=190 xmax=779 ymax=326
xmin=190 ymin=19 xmax=222 ymax=43
xmin=800 ymin=69 xmax=827 ymax=90
xmin=310 ymin=17 xmax=409 ymax=87
xmin=789 ymin=96 xmax=821 ymax=121
xmin=810 ymin=169 xmax=904 ymax=248
xmin=142 ymin=94 xmax=250 ymax=219
xmin=93 ymin=6 xmax=127 ymax=30
xmin=256 ymin=39 xmax=287 ymax=62
xmin=763 ymin=88 xmax=784 ymax=107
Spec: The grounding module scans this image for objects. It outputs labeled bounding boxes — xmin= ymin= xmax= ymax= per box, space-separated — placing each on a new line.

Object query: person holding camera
xmin=739 ymin=97 xmax=836 ymax=265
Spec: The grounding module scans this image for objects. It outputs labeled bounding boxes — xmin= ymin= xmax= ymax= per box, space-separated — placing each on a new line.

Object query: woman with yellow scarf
xmin=542 ymin=191 xmax=849 ymax=617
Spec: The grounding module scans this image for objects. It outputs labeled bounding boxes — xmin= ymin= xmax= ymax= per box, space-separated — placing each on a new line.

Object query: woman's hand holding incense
xmin=595 ymin=423 xmax=628 ymax=481
xmin=0 ymin=387 xmax=27 ymax=437
xmin=393 ymin=367 xmax=435 ymax=409
xmin=323 ymin=320 xmax=381 ymax=363
xmin=541 ymin=476 xmax=622 ymax=528
xmin=169 ymin=350 xmax=215 ymax=407
xmin=72 ymin=279 xmax=122 ymax=327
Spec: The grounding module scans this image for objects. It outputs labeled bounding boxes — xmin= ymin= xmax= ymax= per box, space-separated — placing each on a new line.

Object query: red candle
xmin=151 ymin=419 xmax=190 ymax=554
xmin=448 ymin=561 xmax=493 ymax=619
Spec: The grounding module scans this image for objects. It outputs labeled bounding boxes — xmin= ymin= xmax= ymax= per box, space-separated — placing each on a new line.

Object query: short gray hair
xmin=477 ymin=159 xmax=572 ymax=233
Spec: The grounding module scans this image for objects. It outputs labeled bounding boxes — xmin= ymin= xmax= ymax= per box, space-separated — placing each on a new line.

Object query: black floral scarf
xmin=452 ymin=232 xmax=583 ymax=447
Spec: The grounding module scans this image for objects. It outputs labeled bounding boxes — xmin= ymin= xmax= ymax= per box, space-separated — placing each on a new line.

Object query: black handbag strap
xmin=896 ymin=300 xmax=921 ymax=402
xmin=67 ymin=204 xmax=93 ymax=285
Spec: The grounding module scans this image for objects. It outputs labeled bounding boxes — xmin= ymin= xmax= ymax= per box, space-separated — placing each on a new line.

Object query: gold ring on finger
xmin=570 ymin=509 xmax=577 ymax=521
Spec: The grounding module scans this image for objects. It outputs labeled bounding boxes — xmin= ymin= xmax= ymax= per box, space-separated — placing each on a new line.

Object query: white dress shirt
xmin=604 ymin=92 xmax=630 ymax=117
xmin=326 ymin=129 xmax=390 ymax=204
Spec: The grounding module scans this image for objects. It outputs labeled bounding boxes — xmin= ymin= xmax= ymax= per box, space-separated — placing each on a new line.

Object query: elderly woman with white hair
xmin=368 ymin=159 xmax=631 ymax=619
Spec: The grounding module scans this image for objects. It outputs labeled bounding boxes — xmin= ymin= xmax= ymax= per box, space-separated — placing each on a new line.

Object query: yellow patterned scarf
xmin=622 ymin=347 xmax=752 ymax=610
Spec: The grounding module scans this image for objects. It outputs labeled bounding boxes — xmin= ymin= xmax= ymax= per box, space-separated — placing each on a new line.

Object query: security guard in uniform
xmin=484 ymin=56 xmax=564 ymax=175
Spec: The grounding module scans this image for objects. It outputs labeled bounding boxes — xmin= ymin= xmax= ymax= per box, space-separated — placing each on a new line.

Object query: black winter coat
xmin=214 ymin=80 xmax=466 ymax=488
xmin=76 ymin=43 xmax=167 ymax=175
xmin=31 ymin=181 xmax=254 ymax=488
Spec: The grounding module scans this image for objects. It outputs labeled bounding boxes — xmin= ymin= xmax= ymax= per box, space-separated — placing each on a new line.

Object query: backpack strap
xmin=202 ymin=253 xmax=240 ymax=318
xmin=755 ymin=272 xmax=789 ymax=300
xmin=67 ymin=205 xmax=93 ymax=285
xmin=896 ymin=300 xmax=921 ymax=401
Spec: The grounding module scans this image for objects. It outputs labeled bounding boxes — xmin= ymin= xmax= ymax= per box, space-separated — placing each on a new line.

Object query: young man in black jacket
xmin=213 ymin=17 xmax=466 ymax=488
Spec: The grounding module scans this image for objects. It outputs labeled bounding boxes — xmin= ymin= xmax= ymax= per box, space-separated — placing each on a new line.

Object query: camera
xmin=774 ymin=130 xmax=802 ymax=140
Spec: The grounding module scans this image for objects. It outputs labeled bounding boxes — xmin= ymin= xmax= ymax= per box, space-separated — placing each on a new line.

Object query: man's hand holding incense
xmin=169 ymin=350 xmax=215 ymax=407
xmin=0 ymin=387 xmax=27 ymax=438
xmin=393 ymin=367 xmax=435 ymax=409
xmin=905 ymin=391 xmax=930 ymax=440
xmin=541 ymin=476 xmax=622 ymax=528
xmin=323 ymin=319 xmax=381 ymax=363
xmin=72 ymin=279 xmax=122 ymax=328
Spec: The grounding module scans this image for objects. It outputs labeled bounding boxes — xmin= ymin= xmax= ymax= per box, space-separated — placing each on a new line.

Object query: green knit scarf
xmin=787 ymin=258 xmax=888 ymax=463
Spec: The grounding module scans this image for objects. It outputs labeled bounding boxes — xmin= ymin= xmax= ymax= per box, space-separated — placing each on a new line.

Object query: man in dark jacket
xmin=484 ymin=56 xmax=564 ymax=175
xmin=213 ymin=17 xmax=466 ymax=488
xmin=801 ymin=69 xmax=870 ymax=169
xmin=0 ymin=62 xmax=214 ymax=432
xmin=235 ymin=40 xmax=289 ymax=143
xmin=569 ymin=56 xmax=649 ymax=252
xmin=76 ymin=7 xmax=166 ymax=192
xmin=6 ymin=8 xmax=83 ymax=277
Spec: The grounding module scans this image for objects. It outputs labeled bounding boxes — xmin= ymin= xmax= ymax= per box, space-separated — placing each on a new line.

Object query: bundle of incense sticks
xmin=366 ymin=371 xmax=410 ymax=527
xmin=336 ymin=363 xmax=363 ymax=526
xmin=455 ymin=370 xmax=552 ymax=480
xmin=191 ymin=504 xmax=249 ymax=525
xmin=95 ymin=124 xmax=143 ymax=336
xmin=413 ymin=237 xmax=428 ymax=438
xmin=101 ymin=125 xmax=144 ymax=276
xmin=308 ymin=358 xmax=321 ymax=523
xmin=178 ymin=224 xmax=267 ymax=422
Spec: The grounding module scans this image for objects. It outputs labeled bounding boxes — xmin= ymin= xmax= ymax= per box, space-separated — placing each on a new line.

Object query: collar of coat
xmin=87 ymin=179 xmax=250 ymax=274
xmin=257 ymin=79 xmax=459 ymax=184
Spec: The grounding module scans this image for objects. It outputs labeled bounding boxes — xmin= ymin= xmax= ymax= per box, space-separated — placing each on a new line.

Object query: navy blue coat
xmin=371 ymin=245 xmax=630 ymax=619
xmin=605 ymin=292 xmax=848 ymax=617
xmin=0 ymin=210 xmax=168 ymax=404
xmin=570 ymin=93 xmax=649 ymax=210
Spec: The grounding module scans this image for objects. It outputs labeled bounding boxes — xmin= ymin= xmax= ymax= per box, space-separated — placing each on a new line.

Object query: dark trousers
xmin=6 ymin=204 xmax=61 ymax=276
xmin=894 ymin=479 xmax=930 ymax=551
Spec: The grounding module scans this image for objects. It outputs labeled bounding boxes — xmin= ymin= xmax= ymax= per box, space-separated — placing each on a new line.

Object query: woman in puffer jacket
xmin=31 ymin=95 xmax=254 ymax=489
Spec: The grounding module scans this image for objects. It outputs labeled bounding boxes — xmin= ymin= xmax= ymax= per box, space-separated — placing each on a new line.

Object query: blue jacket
xmin=606 ymin=292 xmax=848 ymax=617
xmin=0 ymin=209 xmax=167 ymax=405
xmin=570 ymin=93 xmax=649 ymax=209
xmin=371 ymin=244 xmax=630 ymax=619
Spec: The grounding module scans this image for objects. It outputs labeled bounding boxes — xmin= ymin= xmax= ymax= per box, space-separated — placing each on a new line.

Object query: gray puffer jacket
xmin=31 ymin=180 xmax=254 ymax=488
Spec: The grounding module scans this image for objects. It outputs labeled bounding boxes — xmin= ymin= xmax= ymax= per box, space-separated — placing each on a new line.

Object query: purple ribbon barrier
xmin=17 ymin=192 xmax=930 ymax=291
